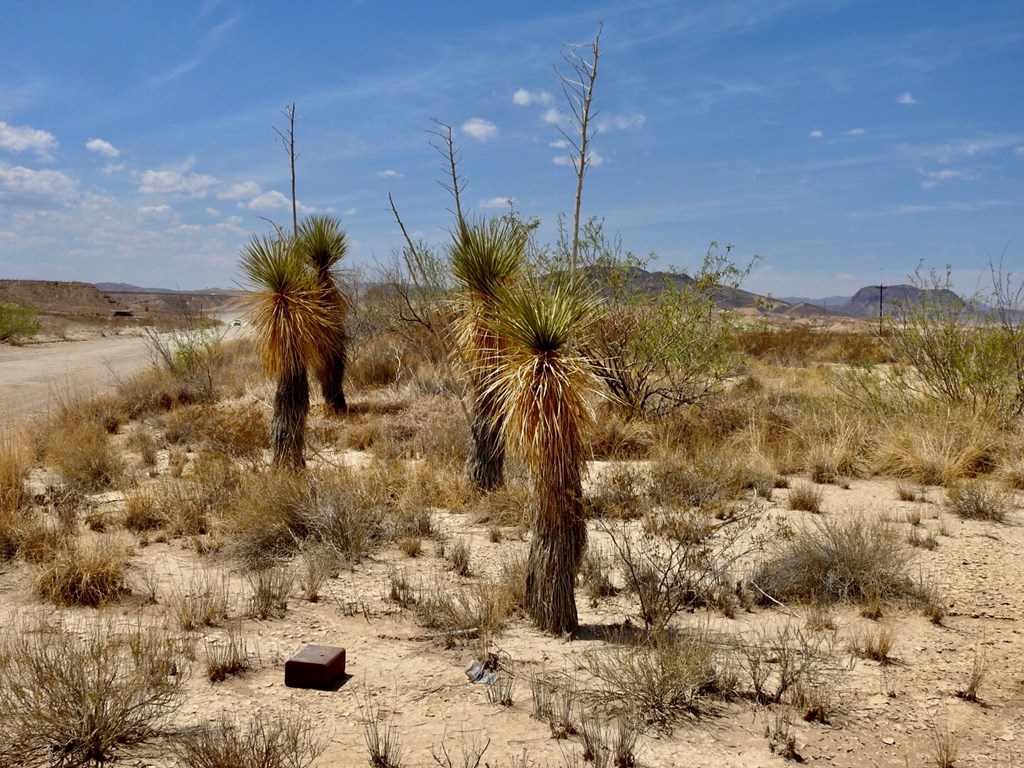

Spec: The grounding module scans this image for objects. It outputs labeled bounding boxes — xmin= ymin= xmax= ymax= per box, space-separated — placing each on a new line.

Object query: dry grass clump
xmin=414 ymin=582 xmax=512 ymax=636
xmin=171 ymin=571 xmax=232 ymax=630
xmin=0 ymin=432 xmax=32 ymax=560
xmin=0 ymin=619 xmax=185 ymax=766
xmin=469 ymin=475 xmax=534 ymax=527
xmin=205 ymin=623 xmax=256 ymax=681
xmin=122 ymin=488 xmax=168 ymax=532
xmin=737 ymin=325 xmax=886 ymax=366
xmin=847 ymin=622 xmax=898 ymax=663
xmin=648 ymin=450 xmax=770 ymax=510
xmin=33 ymin=535 xmax=130 ymax=607
xmin=42 ymin=417 xmax=124 ymax=492
xmin=175 ymin=711 xmax=328 ymax=768
xmin=872 ymin=410 xmax=998 ymax=486
xmin=787 ymin=482 xmax=824 ymax=513
xmin=752 ymin=516 xmax=916 ymax=606
xmin=246 ymin=564 xmax=293 ymax=619
xmin=945 ymin=480 xmax=1012 ymax=522
xmin=589 ymin=409 xmax=655 ymax=459
xmin=736 ymin=621 xmax=838 ymax=707
xmin=588 ymin=464 xmax=649 ymax=519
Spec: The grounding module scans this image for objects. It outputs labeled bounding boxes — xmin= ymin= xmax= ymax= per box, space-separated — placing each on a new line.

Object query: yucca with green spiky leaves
xmin=485 ymin=273 xmax=602 ymax=633
xmin=240 ymin=234 xmax=341 ymax=469
xmin=295 ymin=214 xmax=351 ymax=414
xmin=450 ymin=216 xmax=528 ymax=491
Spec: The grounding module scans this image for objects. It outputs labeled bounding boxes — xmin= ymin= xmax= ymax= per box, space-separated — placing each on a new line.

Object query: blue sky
xmin=1 ymin=1 xmax=1021 ymax=297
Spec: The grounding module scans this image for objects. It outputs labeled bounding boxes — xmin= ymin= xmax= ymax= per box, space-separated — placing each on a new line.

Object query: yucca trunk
xmin=467 ymin=384 xmax=505 ymax=491
xmin=525 ymin=457 xmax=586 ymax=633
xmin=317 ymin=340 xmax=348 ymax=414
xmin=271 ymin=366 xmax=309 ymax=469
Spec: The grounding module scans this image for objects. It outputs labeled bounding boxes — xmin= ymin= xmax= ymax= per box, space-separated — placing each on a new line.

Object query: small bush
xmin=787 ymin=483 xmax=824 ymax=513
xmin=586 ymin=628 xmax=725 ymax=727
xmin=0 ymin=302 xmax=40 ymax=342
xmin=176 ymin=711 xmax=328 ymax=768
xmin=737 ymin=621 xmax=838 ymax=705
xmin=448 ymin=538 xmax=472 ymax=576
xmin=246 ymin=565 xmax=292 ymax=620
xmin=123 ymin=488 xmax=168 ymax=532
xmin=44 ymin=418 xmax=124 ymax=491
xmin=752 ymin=516 xmax=915 ymax=606
xmin=847 ymin=622 xmax=897 ymax=663
xmin=0 ymin=619 xmax=184 ymax=766
xmin=33 ymin=536 xmax=129 ymax=607
xmin=205 ymin=623 xmax=255 ymax=682
xmin=171 ymin=572 xmax=231 ymax=630
xmin=164 ymin=403 xmax=268 ymax=467
xmin=414 ymin=582 xmax=510 ymax=636
xmin=946 ymin=480 xmax=1011 ymax=521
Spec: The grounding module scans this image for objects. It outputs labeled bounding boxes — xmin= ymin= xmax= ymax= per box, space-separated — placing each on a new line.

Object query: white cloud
xmin=246 ymin=190 xmax=291 ymax=210
xmin=343 ymin=207 xmax=358 ymax=216
xmin=462 ymin=118 xmax=498 ymax=142
xmin=86 ymin=138 xmax=120 ymax=158
xmin=0 ymin=163 xmax=77 ymax=200
xmin=809 ymin=130 xmax=824 ymax=139
xmin=218 ymin=181 xmax=261 ymax=200
xmin=138 ymin=204 xmax=172 ymax=216
xmin=205 ymin=207 xmax=220 ymax=216
xmin=170 ymin=224 xmax=202 ymax=234
xmin=139 ymin=170 xmax=218 ymax=197
xmin=550 ymin=139 xmax=570 ymax=149
xmin=611 ymin=114 xmax=647 ymax=130
xmin=1015 ymin=146 xmax=1024 ymax=157
xmin=512 ymin=88 xmax=553 ymax=106
xmin=897 ymin=92 xmax=917 ymax=105
xmin=0 ymin=121 xmax=58 ymax=160
xmin=843 ymin=128 xmax=866 ymax=136
xmin=542 ymin=108 xmax=564 ymax=125
xmin=102 ymin=163 xmax=125 ymax=176
xmin=479 ymin=196 xmax=518 ymax=209
xmin=377 ymin=169 xmax=403 ymax=178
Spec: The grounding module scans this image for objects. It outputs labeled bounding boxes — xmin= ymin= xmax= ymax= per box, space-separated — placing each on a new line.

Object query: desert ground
xmin=1 ymin=297 xmax=1023 ymax=768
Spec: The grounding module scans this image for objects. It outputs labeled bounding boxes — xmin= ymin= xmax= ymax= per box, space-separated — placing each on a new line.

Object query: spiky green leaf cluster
xmin=449 ymin=217 xmax=527 ymax=302
xmin=238 ymin=234 xmax=343 ymax=377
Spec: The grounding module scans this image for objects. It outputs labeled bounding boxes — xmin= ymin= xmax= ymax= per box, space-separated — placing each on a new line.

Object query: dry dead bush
xmin=469 ymin=474 xmax=533 ymax=527
xmin=246 ymin=564 xmax=293 ymax=620
xmin=495 ymin=548 xmax=528 ymax=614
xmin=163 ymin=403 xmax=268 ymax=468
xmin=33 ymin=535 xmax=129 ymax=607
xmin=847 ymin=622 xmax=898 ymax=663
xmin=43 ymin=417 xmax=124 ymax=492
xmin=605 ymin=506 xmax=757 ymax=631
xmin=221 ymin=470 xmax=310 ymax=566
xmin=175 ymin=710 xmax=328 ymax=768
xmin=588 ymin=464 xmax=649 ymax=520
xmin=736 ymin=621 xmax=839 ymax=706
xmin=872 ymin=410 xmax=998 ymax=486
xmin=586 ymin=628 xmax=727 ymax=727
xmin=0 ymin=618 xmax=185 ymax=767
xmin=0 ymin=433 xmax=32 ymax=560
xmin=738 ymin=325 xmax=886 ymax=366
xmin=348 ymin=334 xmax=404 ymax=390
xmin=752 ymin=516 xmax=916 ymax=606
xmin=649 ymin=449 xmax=773 ymax=511
xmin=126 ymin=427 xmax=159 ymax=467
xmin=945 ymin=479 xmax=1012 ymax=522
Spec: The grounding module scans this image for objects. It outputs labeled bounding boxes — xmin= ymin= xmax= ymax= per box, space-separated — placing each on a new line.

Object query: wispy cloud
xmin=919 ymin=169 xmax=975 ymax=188
xmin=809 ymin=130 xmax=824 ymax=139
xmin=85 ymin=138 xmax=120 ymax=158
xmin=377 ymin=169 xmax=403 ymax=178
xmin=0 ymin=121 xmax=58 ymax=160
xmin=904 ymin=135 xmax=1024 ymax=164
xmin=479 ymin=196 xmax=517 ymax=209
xmin=896 ymin=92 xmax=917 ymax=105
xmin=1015 ymin=146 xmax=1024 ymax=157
xmin=856 ymin=199 xmax=1011 ymax=217
xmin=512 ymin=88 xmax=553 ymax=106
xmin=461 ymin=118 xmax=498 ymax=142
xmin=843 ymin=128 xmax=866 ymax=136
xmin=0 ymin=163 xmax=77 ymax=201
xmin=595 ymin=113 xmax=647 ymax=133
xmin=218 ymin=181 xmax=261 ymax=200
xmin=139 ymin=170 xmax=218 ymax=197
xmin=542 ymin=108 xmax=565 ymax=126
xmin=148 ymin=13 xmax=240 ymax=85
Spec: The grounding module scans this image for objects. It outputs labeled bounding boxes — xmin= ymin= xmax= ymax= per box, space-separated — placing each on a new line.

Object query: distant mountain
xmin=94 ymin=282 xmax=237 ymax=295
xmin=778 ymin=295 xmax=852 ymax=308
xmin=842 ymin=284 xmax=962 ymax=317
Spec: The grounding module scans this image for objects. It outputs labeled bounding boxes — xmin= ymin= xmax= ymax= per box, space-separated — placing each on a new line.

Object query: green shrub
xmin=0 ymin=302 xmax=40 ymax=342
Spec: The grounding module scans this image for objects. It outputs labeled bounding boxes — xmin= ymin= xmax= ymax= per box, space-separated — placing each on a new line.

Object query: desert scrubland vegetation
xmin=3 ymin=32 xmax=1024 ymax=768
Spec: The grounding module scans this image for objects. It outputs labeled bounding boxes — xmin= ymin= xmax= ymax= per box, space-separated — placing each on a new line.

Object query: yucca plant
xmin=486 ymin=273 xmax=602 ymax=633
xmin=295 ymin=214 xmax=350 ymax=414
xmin=450 ymin=216 xmax=528 ymax=491
xmin=240 ymin=234 xmax=341 ymax=469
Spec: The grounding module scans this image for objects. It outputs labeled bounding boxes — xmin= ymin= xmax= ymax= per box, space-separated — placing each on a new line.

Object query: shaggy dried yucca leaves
xmin=0 ymin=618 xmax=185 ymax=767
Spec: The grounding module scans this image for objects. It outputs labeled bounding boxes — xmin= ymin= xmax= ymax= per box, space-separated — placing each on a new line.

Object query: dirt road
xmin=0 ymin=333 xmax=156 ymax=430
